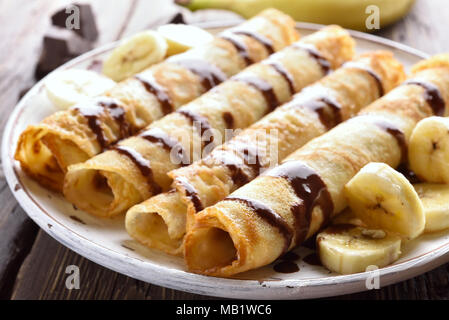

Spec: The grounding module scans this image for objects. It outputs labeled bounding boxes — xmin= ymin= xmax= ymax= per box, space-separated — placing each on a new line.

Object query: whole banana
xmin=177 ymin=0 xmax=415 ymax=31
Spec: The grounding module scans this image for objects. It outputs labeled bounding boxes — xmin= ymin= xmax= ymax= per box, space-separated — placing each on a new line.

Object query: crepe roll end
xmin=63 ymin=166 xmax=140 ymax=218
xmin=185 ymin=211 xmax=240 ymax=277
xmin=15 ymin=126 xmax=67 ymax=191
xmin=257 ymin=8 xmax=300 ymax=45
xmin=185 ymin=198 xmax=281 ymax=277
xmin=125 ymin=191 xmax=187 ymax=255
xmin=411 ymin=53 xmax=449 ymax=74
xmin=364 ymin=50 xmax=406 ymax=93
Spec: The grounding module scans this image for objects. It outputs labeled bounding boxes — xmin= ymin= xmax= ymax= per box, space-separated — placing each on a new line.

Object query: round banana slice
xmin=157 ymin=24 xmax=214 ymax=56
xmin=409 ymin=117 xmax=449 ymax=183
xmin=414 ymin=183 xmax=449 ymax=233
xmin=317 ymin=224 xmax=402 ymax=275
xmin=45 ymin=69 xmax=116 ymax=110
xmin=345 ymin=162 xmax=425 ymax=239
xmin=103 ymin=30 xmax=168 ymax=81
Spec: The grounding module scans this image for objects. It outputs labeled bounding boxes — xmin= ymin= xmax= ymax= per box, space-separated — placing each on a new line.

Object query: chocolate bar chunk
xmin=35 ymin=27 xmax=93 ymax=80
xmin=51 ymin=3 xmax=98 ymax=41
xmin=169 ymin=12 xmax=186 ymax=24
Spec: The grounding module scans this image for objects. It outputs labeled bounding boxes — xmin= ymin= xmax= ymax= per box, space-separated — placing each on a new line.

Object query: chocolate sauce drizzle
xmin=139 ymin=128 xmax=190 ymax=166
xmin=219 ymin=33 xmax=253 ymax=66
xmin=135 ymin=74 xmax=174 ymax=115
xmin=212 ymin=143 xmax=263 ymax=187
xmin=113 ymin=145 xmax=161 ymax=193
xmin=173 ymin=59 xmax=227 ymax=91
xmin=404 ymin=79 xmax=445 ymax=116
xmin=301 ymin=96 xmax=343 ymax=130
xmin=177 ymin=109 xmax=215 ymax=151
xmin=373 ymin=119 xmax=408 ymax=164
xmin=267 ymin=161 xmax=334 ymax=246
xmin=265 ymin=60 xmax=295 ymax=95
xmin=225 ymin=196 xmax=293 ymax=253
xmin=233 ymin=75 xmax=279 ymax=112
xmin=292 ymin=43 xmax=331 ymax=75
xmin=98 ymin=100 xmax=131 ymax=137
xmin=343 ymin=61 xmax=384 ymax=96
xmin=223 ymin=161 xmax=333 ymax=258
xmin=177 ymin=176 xmax=204 ymax=213
xmin=273 ymin=261 xmax=299 ymax=273
xmin=75 ymin=105 xmax=107 ymax=148
xmin=232 ymin=30 xmax=274 ymax=55
xmin=222 ymin=112 xmax=234 ymax=129
xmin=396 ymin=163 xmax=421 ymax=184
xmin=75 ymin=98 xmax=130 ymax=150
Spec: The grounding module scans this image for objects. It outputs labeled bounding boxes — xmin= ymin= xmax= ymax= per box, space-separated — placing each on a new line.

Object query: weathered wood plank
xmin=0 ymin=181 xmax=39 ymax=299
xmin=11 ymin=232 xmax=214 ymax=300
xmin=377 ymin=0 xmax=449 ymax=54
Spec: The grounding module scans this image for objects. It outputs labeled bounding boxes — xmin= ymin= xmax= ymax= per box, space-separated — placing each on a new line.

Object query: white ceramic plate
xmin=3 ymin=22 xmax=448 ymax=300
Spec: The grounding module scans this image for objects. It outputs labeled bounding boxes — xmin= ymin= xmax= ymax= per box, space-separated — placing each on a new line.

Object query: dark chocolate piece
xmin=169 ymin=12 xmax=186 ymax=24
xmin=35 ymin=27 xmax=93 ymax=80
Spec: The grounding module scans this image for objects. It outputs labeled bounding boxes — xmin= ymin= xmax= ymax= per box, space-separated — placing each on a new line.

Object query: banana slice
xmin=414 ymin=183 xmax=449 ymax=233
xmin=317 ymin=224 xmax=402 ymax=274
xmin=157 ymin=24 xmax=214 ymax=56
xmin=345 ymin=162 xmax=425 ymax=239
xmin=409 ymin=117 xmax=449 ymax=183
xmin=45 ymin=69 xmax=116 ymax=110
xmin=103 ymin=30 xmax=168 ymax=81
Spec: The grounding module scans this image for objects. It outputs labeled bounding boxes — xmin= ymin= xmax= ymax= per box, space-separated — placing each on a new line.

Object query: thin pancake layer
xmin=15 ymin=8 xmax=298 ymax=191
xmin=126 ymin=51 xmax=405 ymax=255
xmin=64 ymin=26 xmax=355 ymax=218
xmin=184 ymin=54 xmax=449 ymax=277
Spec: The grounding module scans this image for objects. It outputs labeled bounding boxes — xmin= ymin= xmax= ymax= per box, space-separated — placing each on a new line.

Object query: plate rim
xmin=3 ymin=21 xmax=447 ymax=300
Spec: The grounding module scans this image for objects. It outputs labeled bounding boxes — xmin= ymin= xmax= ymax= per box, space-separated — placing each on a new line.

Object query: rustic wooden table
xmin=1 ymin=0 xmax=449 ymax=300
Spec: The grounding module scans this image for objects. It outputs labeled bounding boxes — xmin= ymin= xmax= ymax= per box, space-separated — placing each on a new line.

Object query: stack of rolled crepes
xmin=63 ymin=25 xmax=356 ymax=217
xmin=184 ymin=54 xmax=449 ymax=277
xmin=15 ymin=8 xmax=298 ymax=191
xmin=126 ymin=51 xmax=405 ymax=254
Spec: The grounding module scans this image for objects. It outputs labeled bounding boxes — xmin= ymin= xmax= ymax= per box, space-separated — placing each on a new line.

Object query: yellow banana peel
xmin=177 ymin=0 xmax=415 ymax=31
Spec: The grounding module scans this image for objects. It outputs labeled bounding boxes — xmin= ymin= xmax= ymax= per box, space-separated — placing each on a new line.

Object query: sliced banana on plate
xmin=157 ymin=24 xmax=214 ymax=56
xmin=103 ymin=30 xmax=168 ymax=82
xmin=409 ymin=117 xmax=449 ymax=183
xmin=414 ymin=183 xmax=449 ymax=233
xmin=317 ymin=224 xmax=402 ymax=274
xmin=344 ymin=162 xmax=425 ymax=239
xmin=45 ymin=69 xmax=116 ymax=110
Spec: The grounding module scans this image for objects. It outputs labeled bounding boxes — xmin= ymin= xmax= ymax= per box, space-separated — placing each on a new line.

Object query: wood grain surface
xmin=1 ymin=0 xmax=449 ymax=300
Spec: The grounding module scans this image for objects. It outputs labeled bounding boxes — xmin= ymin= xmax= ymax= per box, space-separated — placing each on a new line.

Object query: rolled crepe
xmin=63 ymin=26 xmax=356 ymax=218
xmin=15 ymin=8 xmax=298 ymax=191
xmin=184 ymin=54 xmax=449 ymax=277
xmin=126 ymin=51 xmax=405 ymax=255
